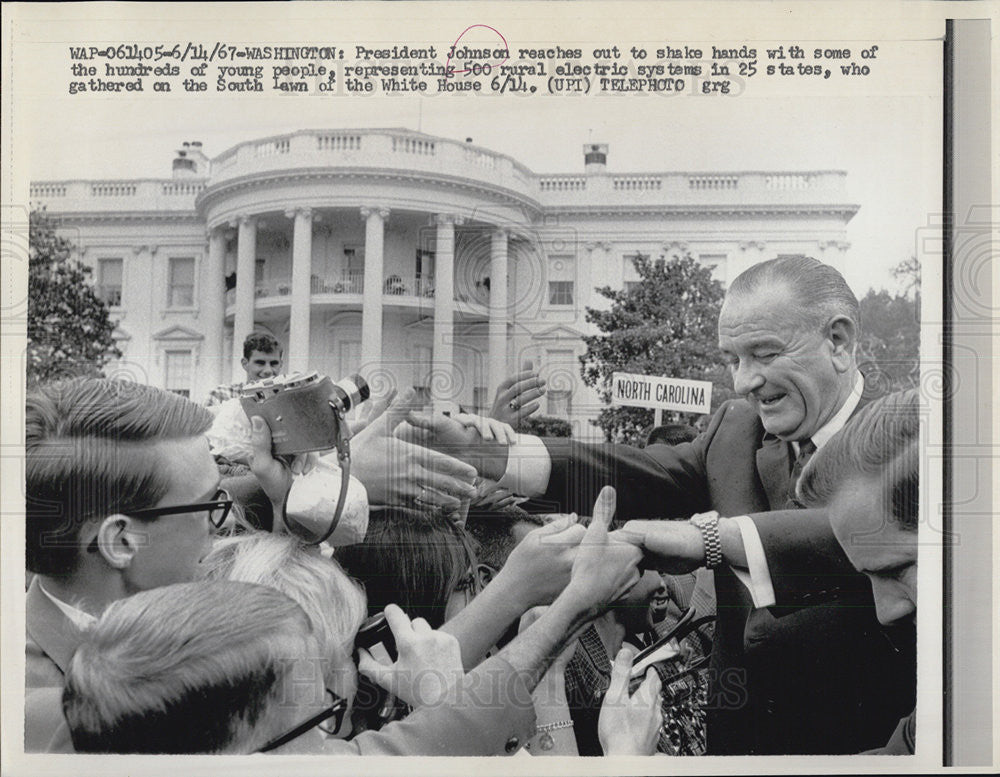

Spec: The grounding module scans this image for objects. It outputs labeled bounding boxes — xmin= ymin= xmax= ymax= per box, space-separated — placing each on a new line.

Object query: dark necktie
xmin=786 ymin=438 xmax=817 ymax=507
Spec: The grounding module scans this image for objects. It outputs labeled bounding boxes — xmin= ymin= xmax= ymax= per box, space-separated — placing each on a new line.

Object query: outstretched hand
xmin=498 ymin=515 xmax=585 ymax=607
xmin=350 ymin=388 xmax=479 ymax=510
xmin=612 ymin=519 xmax=706 ymax=575
xmin=490 ymin=360 xmax=546 ymax=426
xmin=398 ymin=410 xmax=510 ymax=482
xmin=598 ymin=644 xmax=662 ymax=755
xmin=357 ymin=604 xmax=464 ymax=708
xmin=563 ymin=487 xmax=643 ymax=618
xmin=450 ymin=413 xmax=518 ymax=444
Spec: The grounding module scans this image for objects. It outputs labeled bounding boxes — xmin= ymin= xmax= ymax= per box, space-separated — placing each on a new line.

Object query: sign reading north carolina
xmin=610 ymin=372 xmax=713 ymax=414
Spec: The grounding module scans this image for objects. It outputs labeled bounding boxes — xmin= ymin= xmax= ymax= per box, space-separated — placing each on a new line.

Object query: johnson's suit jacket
xmin=538 ymin=398 xmax=916 ymax=755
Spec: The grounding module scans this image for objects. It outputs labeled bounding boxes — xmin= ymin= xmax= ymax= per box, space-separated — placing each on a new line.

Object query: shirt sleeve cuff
xmin=730 ymin=515 xmax=776 ymax=608
xmin=496 ymin=434 xmax=551 ymax=498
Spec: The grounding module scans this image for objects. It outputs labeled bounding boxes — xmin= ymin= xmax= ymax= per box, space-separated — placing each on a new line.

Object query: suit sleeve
xmin=748 ymin=507 xmax=873 ymax=612
xmin=327 ymin=655 xmax=536 ymax=756
xmin=538 ymin=436 xmax=711 ymax=519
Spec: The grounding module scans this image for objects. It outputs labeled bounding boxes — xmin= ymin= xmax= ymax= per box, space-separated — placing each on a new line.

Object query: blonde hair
xmin=64 ymin=580 xmax=315 ymax=753
xmin=204 ymin=531 xmax=367 ymax=659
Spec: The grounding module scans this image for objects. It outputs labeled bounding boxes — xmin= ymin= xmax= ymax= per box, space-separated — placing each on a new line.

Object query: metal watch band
xmin=690 ymin=510 xmax=723 ymax=569
xmin=535 ymin=720 xmax=574 ymax=733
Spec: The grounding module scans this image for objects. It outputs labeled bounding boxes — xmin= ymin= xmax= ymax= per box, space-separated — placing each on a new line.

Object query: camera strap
xmin=284 ymin=404 xmax=352 ymax=546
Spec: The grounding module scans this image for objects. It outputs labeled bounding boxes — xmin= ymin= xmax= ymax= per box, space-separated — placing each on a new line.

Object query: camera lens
xmin=330 ymin=374 xmax=370 ymax=413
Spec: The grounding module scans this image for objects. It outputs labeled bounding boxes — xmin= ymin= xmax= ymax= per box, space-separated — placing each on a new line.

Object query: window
xmin=624 ymin=281 xmax=641 ymax=295
xmin=344 ymin=246 xmax=365 ymax=272
xmin=546 ymin=389 xmax=572 ymax=417
xmin=415 ymin=248 xmax=435 ymax=277
xmin=255 ymin=259 xmax=266 ymax=283
xmin=548 ymin=256 xmax=575 ymax=306
xmin=545 ymin=349 xmax=575 ymax=368
xmin=96 ymin=258 xmax=123 ymax=306
xmin=622 ymin=252 xmax=647 ymax=293
xmin=548 ymin=281 xmax=574 ymax=305
xmin=544 ymin=349 xmax=575 ymax=417
xmin=415 ymin=249 xmax=436 ymax=297
xmin=168 ymin=257 xmax=195 ymax=308
xmin=164 ymin=350 xmax=193 ymax=398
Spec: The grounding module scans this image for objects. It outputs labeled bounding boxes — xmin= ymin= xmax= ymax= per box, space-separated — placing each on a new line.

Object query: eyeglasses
xmin=87 ymin=488 xmax=233 ymax=553
xmin=257 ymin=688 xmax=348 ymax=753
xmin=124 ymin=487 xmax=233 ymax=529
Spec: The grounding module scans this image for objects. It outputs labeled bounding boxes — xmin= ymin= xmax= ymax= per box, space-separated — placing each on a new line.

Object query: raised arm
xmin=440 ymin=516 xmax=584 ymax=668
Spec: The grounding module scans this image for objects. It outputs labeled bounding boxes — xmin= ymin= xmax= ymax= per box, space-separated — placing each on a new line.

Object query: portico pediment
xmin=532 ymin=324 xmax=584 ymax=340
xmin=152 ymin=324 xmax=204 ymax=342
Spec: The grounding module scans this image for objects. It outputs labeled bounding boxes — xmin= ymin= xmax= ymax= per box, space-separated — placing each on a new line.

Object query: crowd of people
xmin=25 ymin=255 xmax=919 ymax=757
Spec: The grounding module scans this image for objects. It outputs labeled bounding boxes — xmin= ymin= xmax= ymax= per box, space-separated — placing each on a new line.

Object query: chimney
xmin=172 ymin=141 xmax=209 ymax=178
xmin=172 ymin=149 xmax=196 ymax=178
xmin=584 ymin=143 xmax=608 ymax=174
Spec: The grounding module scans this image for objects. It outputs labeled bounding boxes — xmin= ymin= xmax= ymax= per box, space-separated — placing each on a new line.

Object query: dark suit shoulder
xmin=702 ymin=399 xmax=765 ymax=445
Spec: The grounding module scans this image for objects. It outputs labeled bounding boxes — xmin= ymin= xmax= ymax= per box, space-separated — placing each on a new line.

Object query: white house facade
xmin=30 ymin=129 xmax=857 ymax=439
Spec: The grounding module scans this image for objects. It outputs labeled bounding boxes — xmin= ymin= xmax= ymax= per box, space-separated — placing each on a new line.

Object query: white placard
xmin=610 ymin=371 xmax=713 ymax=414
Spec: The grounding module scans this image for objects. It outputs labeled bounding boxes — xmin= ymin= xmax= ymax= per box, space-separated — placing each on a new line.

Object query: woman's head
xmin=202 ymin=531 xmax=367 ymax=733
xmin=335 ymin=507 xmax=480 ymax=628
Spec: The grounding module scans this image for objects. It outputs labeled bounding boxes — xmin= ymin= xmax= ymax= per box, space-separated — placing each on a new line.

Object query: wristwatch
xmin=689 ymin=510 xmax=723 ymax=569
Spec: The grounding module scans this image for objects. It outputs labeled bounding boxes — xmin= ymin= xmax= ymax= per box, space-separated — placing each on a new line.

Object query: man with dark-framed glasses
xmin=62 ymin=488 xmax=644 ymax=756
xmin=24 ymin=377 xmax=296 ymax=752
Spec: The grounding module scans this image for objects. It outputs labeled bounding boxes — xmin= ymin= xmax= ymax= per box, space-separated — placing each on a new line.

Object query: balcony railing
xmin=28 ymin=178 xmax=207 ymax=212
xmin=202 ymin=129 xmax=537 ymax=202
xmin=310 ymin=269 xmax=364 ymax=295
xmin=383 ymin=273 xmax=435 ymax=298
xmin=222 ymin=271 xmax=506 ymax=311
xmin=535 ymin=170 xmax=853 ymax=210
xmin=254 ymin=278 xmax=293 ymax=298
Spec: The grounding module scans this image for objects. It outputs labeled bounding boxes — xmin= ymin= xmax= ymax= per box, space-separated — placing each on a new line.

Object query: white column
xmin=203 ymin=227 xmax=227 ymax=391
xmin=488 ymin=228 xmax=509 ymax=399
xmin=232 ymin=215 xmax=257 ymax=381
xmin=360 ymin=206 xmax=389 ymax=376
xmin=287 ymin=207 xmax=314 ymax=374
xmin=432 ymin=214 xmax=460 ymax=413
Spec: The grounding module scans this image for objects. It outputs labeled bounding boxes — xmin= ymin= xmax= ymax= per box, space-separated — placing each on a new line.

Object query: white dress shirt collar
xmin=799 ymin=370 xmax=865 ymax=453
xmin=38 ymin=581 xmax=97 ymax=631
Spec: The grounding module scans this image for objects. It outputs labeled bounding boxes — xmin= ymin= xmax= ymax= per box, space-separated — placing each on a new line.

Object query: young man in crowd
xmin=24 ymin=377 xmax=300 ymax=751
xmin=797 ymin=387 xmax=919 ymax=754
xmin=205 ymin=331 xmax=283 ymax=407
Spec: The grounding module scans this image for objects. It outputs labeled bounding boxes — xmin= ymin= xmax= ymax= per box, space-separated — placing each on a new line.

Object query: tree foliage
xmin=27 ymin=209 xmax=121 ymax=387
xmin=857 ymin=257 xmax=921 ymax=393
xmin=579 ymin=253 xmax=733 ymax=444
xmin=517 ymin=414 xmax=573 ymax=438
